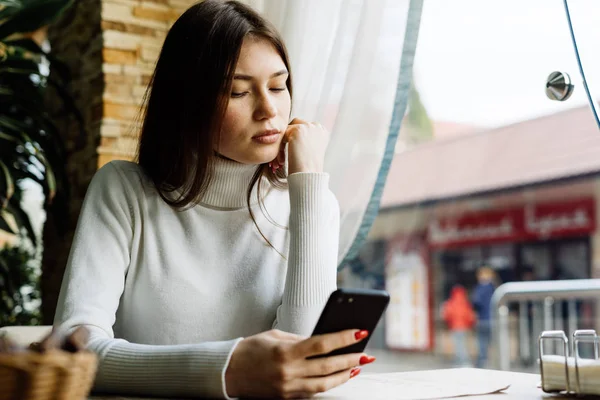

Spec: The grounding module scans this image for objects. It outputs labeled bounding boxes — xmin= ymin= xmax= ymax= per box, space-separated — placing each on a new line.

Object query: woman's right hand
xmin=225 ymin=329 xmax=375 ymax=399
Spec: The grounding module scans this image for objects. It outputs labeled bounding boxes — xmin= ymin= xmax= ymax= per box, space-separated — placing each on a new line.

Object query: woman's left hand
xmin=271 ymin=118 xmax=330 ymax=175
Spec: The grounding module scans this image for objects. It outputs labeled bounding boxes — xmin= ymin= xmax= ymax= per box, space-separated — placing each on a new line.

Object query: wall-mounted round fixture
xmin=546 ymin=71 xmax=574 ymax=101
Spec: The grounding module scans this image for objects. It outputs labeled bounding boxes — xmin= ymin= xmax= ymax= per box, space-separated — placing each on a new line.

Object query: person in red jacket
xmin=442 ymin=285 xmax=476 ymax=366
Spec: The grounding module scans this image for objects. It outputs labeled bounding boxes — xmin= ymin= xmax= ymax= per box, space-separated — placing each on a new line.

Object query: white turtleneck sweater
xmin=53 ymin=158 xmax=339 ymax=399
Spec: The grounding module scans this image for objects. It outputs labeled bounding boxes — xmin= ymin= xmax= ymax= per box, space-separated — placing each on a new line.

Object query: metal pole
xmin=554 ymin=300 xmax=564 ymax=333
xmin=519 ymin=301 xmax=530 ymax=363
xmin=498 ymin=305 xmax=510 ymax=371
xmin=544 ymin=297 xmax=555 ymax=354
xmin=533 ymin=302 xmax=543 ymax=361
xmin=569 ymin=299 xmax=578 ymax=338
xmin=554 ymin=300 xmax=564 ymax=358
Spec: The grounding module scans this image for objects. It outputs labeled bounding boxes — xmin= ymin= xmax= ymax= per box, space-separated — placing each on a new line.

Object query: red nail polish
xmin=350 ymin=367 xmax=361 ymax=378
xmin=354 ymin=330 xmax=369 ymax=340
xmin=359 ymin=355 xmax=376 ymax=365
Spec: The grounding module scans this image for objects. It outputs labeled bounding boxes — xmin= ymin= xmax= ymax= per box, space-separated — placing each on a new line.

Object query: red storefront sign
xmin=427 ymin=198 xmax=596 ymax=248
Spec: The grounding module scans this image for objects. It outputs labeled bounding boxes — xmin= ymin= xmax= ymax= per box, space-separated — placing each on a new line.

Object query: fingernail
xmin=350 ymin=367 xmax=361 ymax=378
xmin=359 ymin=355 xmax=376 ymax=365
xmin=354 ymin=330 xmax=369 ymax=340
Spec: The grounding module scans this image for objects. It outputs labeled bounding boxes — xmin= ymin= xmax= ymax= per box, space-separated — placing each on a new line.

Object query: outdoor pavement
xmin=359 ymin=347 xmax=540 ymax=375
xmin=359 ymin=348 xmax=455 ymax=374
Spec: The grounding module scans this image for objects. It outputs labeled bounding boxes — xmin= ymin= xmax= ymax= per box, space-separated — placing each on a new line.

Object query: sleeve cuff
xmin=221 ymin=337 xmax=244 ymax=399
xmin=287 ymin=172 xmax=330 ymax=203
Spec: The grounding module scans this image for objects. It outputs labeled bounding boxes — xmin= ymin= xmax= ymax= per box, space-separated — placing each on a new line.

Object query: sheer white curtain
xmin=242 ymin=0 xmax=422 ymax=264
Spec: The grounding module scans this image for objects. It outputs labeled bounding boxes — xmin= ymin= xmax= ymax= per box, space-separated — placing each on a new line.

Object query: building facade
xmin=363 ymin=105 xmax=600 ymax=357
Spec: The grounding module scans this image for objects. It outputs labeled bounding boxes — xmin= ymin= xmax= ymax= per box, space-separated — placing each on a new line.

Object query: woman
xmin=53 ymin=1 xmax=375 ymax=398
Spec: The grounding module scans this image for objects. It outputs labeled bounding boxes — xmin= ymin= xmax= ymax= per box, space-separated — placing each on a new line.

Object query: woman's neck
xmin=199 ymin=156 xmax=261 ymax=209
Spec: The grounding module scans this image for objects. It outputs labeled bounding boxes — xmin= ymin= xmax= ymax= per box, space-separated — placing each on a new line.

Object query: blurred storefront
xmin=428 ymin=198 xmax=594 ymax=294
xmin=363 ymin=105 xmax=600 ymax=354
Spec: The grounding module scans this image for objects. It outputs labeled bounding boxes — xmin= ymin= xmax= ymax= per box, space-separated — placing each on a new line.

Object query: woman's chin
xmin=216 ymin=141 xmax=282 ymax=165
xmin=243 ymin=151 xmax=280 ymax=165
xmin=222 ymin=154 xmax=277 ymax=166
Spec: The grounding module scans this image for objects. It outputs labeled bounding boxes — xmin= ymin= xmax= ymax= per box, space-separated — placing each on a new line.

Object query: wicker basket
xmin=0 ymin=349 xmax=97 ymax=400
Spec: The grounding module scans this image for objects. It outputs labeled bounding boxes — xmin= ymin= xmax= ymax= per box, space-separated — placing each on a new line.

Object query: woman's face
xmin=217 ymin=37 xmax=291 ymax=165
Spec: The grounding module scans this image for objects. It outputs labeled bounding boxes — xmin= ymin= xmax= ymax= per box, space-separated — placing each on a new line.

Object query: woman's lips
xmin=252 ymin=131 xmax=281 ymax=144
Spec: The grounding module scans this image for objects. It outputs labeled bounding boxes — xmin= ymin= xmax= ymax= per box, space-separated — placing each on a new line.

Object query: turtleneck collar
xmin=199 ymin=156 xmax=263 ymax=209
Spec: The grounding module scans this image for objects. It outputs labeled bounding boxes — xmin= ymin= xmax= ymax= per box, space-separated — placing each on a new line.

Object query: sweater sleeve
xmin=53 ymin=162 xmax=241 ymax=399
xmin=273 ymin=172 xmax=340 ymax=336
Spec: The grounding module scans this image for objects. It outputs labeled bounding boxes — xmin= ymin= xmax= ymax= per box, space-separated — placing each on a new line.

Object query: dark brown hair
xmin=136 ymin=1 xmax=292 ymax=241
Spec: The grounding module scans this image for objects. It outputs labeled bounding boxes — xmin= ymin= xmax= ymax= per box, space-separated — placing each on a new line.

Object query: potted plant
xmin=0 ymin=0 xmax=79 ymax=326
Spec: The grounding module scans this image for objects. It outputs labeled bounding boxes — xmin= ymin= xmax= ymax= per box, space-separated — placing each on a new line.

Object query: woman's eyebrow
xmin=233 ymin=69 xmax=289 ymax=81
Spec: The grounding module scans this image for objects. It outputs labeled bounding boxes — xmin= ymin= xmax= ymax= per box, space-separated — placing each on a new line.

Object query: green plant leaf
xmin=0 ymin=244 xmax=41 ymax=326
xmin=6 ymin=155 xmax=57 ymax=214
xmin=0 ymin=0 xmax=74 ymax=39
xmin=0 ymin=114 xmax=34 ymax=136
xmin=0 ymin=66 xmax=42 ymax=83
xmin=0 ymin=210 xmax=15 ymax=234
xmin=19 ymin=130 xmax=56 ymax=200
xmin=2 ymin=37 xmax=42 ymax=52
xmin=1 ymin=67 xmax=87 ymax=150
xmin=0 ymin=118 xmax=59 ymax=183
xmin=8 ymin=166 xmax=47 ymax=195
xmin=0 ymin=1 xmax=22 ymax=20
xmin=0 ymin=250 xmax=23 ymax=319
xmin=0 ymin=159 xmax=14 ymax=207
xmin=0 ymin=89 xmax=66 ymax=153
xmin=0 ymin=116 xmax=67 ymax=201
xmin=3 ymin=38 xmax=71 ymax=83
xmin=0 ymin=80 xmax=44 ymax=111
xmin=4 ymin=195 xmax=36 ymax=245
xmin=0 ymin=129 xmax=23 ymax=145
xmin=0 ymin=255 xmax=16 ymax=300
xmin=0 ymin=43 xmax=43 ymax=64
xmin=0 ymin=116 xmax=51 ymax=160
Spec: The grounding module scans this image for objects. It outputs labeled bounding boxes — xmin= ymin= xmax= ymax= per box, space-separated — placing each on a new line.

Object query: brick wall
xmin=98 ymin=0 xmax=196 ymax=167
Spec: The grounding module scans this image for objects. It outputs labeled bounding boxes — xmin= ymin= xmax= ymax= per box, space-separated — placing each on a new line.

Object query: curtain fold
xmin=242 ymin=0 xmax=424 ymax=266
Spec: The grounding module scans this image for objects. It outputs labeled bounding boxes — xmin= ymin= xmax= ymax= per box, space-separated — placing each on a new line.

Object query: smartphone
xmin=308 ymin=288 xmax=390 ymax=358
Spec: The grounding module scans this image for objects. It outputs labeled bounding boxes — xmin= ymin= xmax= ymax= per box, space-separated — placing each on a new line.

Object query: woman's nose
xmin=254 ymin=94 xmax=277 ymax=120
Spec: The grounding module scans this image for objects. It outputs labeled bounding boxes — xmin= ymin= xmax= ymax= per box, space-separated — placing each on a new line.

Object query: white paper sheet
xmin=317 ymin=369 xmax=511 ymax=400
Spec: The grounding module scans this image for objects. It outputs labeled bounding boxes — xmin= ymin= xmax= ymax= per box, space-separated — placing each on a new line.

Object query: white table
xmin=91 ymin=368 xmax=570 ymax=400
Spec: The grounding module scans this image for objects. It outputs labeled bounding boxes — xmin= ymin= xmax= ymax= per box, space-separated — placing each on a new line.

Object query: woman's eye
xmin=270 ymin=88 xmax=286 ymax=92
xmin=231 ymin=92 xmax=248 ymax=98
